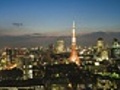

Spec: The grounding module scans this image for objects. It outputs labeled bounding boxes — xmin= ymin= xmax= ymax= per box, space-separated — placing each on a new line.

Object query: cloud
xmin=12 ymin=23 xmax=23 ymax=27
xmin=0 ymin=27 xmax=26 ymax=36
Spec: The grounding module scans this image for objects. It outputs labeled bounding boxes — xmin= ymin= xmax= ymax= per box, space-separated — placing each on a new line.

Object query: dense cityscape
xmin=0 ymin=22 xmax=119 ymax=90
xmin=0 ymin=0 xmax=120 ymax=89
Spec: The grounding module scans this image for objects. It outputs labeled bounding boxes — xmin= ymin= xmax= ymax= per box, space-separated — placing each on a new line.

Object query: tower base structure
xmin=69 ymin=45 xmax=80 ymax=65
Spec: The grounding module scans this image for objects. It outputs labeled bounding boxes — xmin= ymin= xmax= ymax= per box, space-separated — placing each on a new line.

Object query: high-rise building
xmin=54 ymin=40 xmax=65 ymax=54
xmin=111 ymin=38 xmax=120 ymax=58
xmin=69 ymin=21 xmax=80 ymax=65
xmin=96 ymin=38 xmax=105 ymax=53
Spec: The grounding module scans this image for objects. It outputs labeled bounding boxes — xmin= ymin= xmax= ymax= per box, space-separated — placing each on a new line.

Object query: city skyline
xmin=0 ymin=0 xmax=120 ymax=36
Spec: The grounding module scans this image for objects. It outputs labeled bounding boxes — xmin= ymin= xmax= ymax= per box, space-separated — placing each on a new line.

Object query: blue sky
xmin=0 ymin=0 xmax=120 ymax=35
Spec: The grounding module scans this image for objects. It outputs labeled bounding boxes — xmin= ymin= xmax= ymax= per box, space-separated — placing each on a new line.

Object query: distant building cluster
xmin=0 ymin=23 xmax=120 ymax=90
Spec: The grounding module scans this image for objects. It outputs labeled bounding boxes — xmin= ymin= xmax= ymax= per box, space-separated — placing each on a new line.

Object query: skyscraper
xmin=55 ymin=40 xmax=65 ymax=54
xmin=69 ymin=21 xmax=80 ymax=65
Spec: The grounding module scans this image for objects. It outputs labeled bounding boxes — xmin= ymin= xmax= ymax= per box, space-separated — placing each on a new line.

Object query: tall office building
xmin=96 ymin=38 xmax=105 ymax=53
xmin=111 ymin=38 xmax=120 ymax=58
xmin=55 ymin=40 xmax=65 ymax=54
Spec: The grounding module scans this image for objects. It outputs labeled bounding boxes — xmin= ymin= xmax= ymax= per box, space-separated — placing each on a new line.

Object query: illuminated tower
xmin=69 ymin=21 xmax=80 ymax=65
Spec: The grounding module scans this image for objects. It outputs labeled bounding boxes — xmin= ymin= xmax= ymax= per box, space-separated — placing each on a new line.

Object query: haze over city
xmin=0 ymin=0 xmax=120 ymax=36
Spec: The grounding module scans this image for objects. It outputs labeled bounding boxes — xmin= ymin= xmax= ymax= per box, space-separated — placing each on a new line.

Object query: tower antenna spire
xmin=73 ymin=20 xmax=75 ymax=28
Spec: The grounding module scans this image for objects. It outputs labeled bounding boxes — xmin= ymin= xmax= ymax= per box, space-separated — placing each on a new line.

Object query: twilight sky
xmin=0 ymin=0 xmax=120 ymax=36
